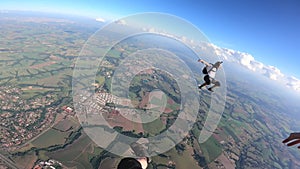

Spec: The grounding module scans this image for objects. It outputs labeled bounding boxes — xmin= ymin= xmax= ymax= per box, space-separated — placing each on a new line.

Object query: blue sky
xmin=1 ymin=0 xmax=300 ymax=79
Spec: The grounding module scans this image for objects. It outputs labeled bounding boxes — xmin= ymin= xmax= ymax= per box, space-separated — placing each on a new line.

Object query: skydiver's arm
xmin=198 ymin=59 xmax=210 ymax=66
xmin=283 ymin=132 xmax=300 ymax=149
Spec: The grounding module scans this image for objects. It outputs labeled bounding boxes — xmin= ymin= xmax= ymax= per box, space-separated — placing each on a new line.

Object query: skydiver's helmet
xmin=213 ymin=61 xmax=223 ymax=69
xmin=117 ymin=158 xmax=143 ymax=169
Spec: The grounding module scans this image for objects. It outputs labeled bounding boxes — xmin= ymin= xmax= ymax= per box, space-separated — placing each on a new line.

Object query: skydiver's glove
xmin=130 ymin=142 xmax=151 ymax=163
xmin=198 ymin=59 xmax=204 ymax=63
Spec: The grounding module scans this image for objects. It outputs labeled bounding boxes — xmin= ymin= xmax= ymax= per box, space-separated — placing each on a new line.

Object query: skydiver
xmin=198 ymin=59 xmax=223 ymax=92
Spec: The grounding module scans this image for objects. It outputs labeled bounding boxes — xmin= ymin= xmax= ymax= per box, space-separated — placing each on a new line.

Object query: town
xmin=0 ymin=86 xmax=72 ymax=151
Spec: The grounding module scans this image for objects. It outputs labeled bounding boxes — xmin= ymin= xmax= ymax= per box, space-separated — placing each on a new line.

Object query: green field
xmin=53 ymin=118 xmax=80 ymax=132
xmin=12 ymin=151 xmax=37 ymax=169
xmin=200 ymin=136 xmax=222 ymax=163
xmin=98 ymin=158 xmax=118 ymax=169
xmin=38 ymin=150 xmax=49 ymax=161
xmin=152 ymin=145 xmax=201 ymax=169
xmin=21 ymin=88 xmax=57 ymax=99
xmin=107 ymin=49 xmax=121 ymax=58
xmin=143 ymin=118 xmax=166 ymax=136
xmin=222 ymin=125 xmax=240 ymax=143
xmin=31 ymin=128 xmax=69 ymax=148
xmin=46 ymin=133 xmax=101 ymax=169
xmin=96 ymin=76 xmax=105 ymax=86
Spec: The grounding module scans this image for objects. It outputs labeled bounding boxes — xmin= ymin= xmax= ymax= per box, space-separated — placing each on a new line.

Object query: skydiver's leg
xmin=198 ymin=82 xmax=207 ymax=89
xmin=199 ymin=75 xmax=211 ymax=89
xmin=208 ymin=80 xmax=220 ymax=92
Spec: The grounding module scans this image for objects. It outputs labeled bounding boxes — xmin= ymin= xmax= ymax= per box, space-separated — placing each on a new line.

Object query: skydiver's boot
xmin=208 ymin=84 xmax=219 ymax=92
xmin=198 ymin=83 xmax=206 ymax=89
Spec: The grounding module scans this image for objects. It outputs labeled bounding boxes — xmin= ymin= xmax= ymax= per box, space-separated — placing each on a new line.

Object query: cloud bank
xmin=95 ymin=17 xmax=106 ymax=22
xmin=201 ymin=43 xmax=300 ymax=92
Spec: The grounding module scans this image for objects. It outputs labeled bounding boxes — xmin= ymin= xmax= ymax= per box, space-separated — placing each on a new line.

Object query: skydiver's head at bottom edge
xmin=117 ymin=157 xmax=148 ymax=169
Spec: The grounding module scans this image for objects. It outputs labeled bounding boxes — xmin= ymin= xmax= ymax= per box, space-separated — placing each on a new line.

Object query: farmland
xmin=1 ymin=11 xmax=300 ymax=169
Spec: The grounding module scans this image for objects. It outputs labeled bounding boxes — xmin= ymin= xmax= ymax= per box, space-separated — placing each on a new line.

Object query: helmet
xmin=214 ymin=61 xmax=223 ymax=68
xmin=117 ymin=157 xmax=142 ymax=169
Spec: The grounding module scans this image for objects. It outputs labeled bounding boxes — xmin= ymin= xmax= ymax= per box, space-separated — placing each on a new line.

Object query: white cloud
xmin=262 ymin=65 xmax=284 ymax=81
xmin=95 ymin=17 xmax=106 ymax=22
xmin=114 ymin=19 xmax=127 ymax=25
xmin=239 ymin=53 xmax=255 ymax=70
xmin=250 ymin=61 xmax=264 ymax=72
xmin=286 ymin=76 xmax=300 ymax=91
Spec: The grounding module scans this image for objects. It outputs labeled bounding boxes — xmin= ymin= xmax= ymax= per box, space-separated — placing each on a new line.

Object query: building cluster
xmin=96 ymin=91 xmax=119 ymax=106
xmin=0 ymin=86 xmax=58 ymax=149
xmin=33 ymin=159 xmax=63 ymax=169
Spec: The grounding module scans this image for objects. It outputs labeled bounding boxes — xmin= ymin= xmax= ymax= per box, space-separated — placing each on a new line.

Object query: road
xmin=0 ymin=153 xmax=19 ymax=169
